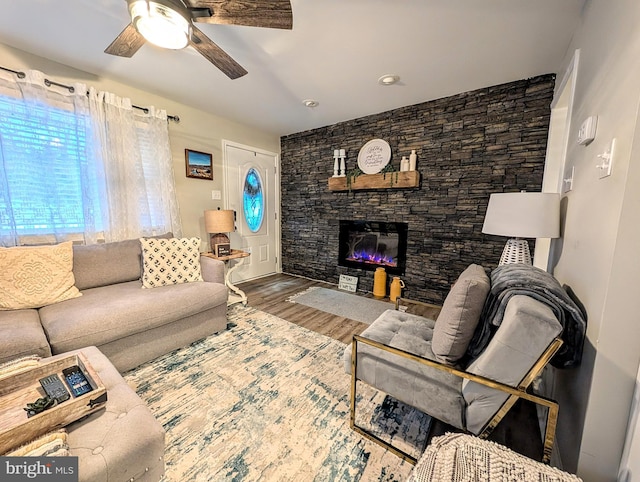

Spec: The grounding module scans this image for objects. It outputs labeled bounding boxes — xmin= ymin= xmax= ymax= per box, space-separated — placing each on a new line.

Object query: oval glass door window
xmin=243 ymin=167 xmax=264 ymax=232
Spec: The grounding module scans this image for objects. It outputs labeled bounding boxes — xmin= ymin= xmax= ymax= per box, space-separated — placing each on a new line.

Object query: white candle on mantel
xmin=334 ymin=149 xmax=339 ymax=157
xmin=339 ymin=149 xmax=346 ymax=157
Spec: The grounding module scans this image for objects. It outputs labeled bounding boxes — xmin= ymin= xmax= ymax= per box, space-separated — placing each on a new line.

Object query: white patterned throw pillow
xmin=0 ymin=241 xmax=82 ymax=310
xmin=140 ymin=237 xmax=204 ymax=288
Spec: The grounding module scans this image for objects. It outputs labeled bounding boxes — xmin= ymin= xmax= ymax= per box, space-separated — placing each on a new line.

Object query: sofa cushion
xmin=140 ymin=237 xmax=203 ymax=288
xmin=431 ymin=264 xmax=490 ymax=365
xmin=39 ymin=280 xmax=228 ymax=355
xmin=0 ymin=242 xmax=81 ymax=310
xmin=461 ymin=295 xmax=562 ymax=434
xmin=344 ymin=309 xmax=465 ymax=428
xmin=72 ymin=233 xmax=172 ymax=290
xmin=200 ymin=255 xmax=225 ymax=284
xmin=0 ymin=310 xmax=52 ymax=363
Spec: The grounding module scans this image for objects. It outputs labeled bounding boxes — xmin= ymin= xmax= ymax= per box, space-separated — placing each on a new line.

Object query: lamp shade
xmin=205 ymin=210 xmax=235 ymax=234
xmin=482 ymin=192 xmax=560 ymax=239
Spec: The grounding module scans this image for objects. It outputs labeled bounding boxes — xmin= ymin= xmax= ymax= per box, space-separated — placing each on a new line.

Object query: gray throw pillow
xmin=431 ymin=264 xmax=490 ymax=365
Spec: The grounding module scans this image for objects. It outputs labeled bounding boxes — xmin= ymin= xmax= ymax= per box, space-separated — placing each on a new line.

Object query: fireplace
xmin=338 ymin=220 xmax=408 ymax=275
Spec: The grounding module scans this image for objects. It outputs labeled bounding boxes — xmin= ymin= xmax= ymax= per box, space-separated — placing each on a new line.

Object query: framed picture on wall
xmin=185 ymin=149 xmax=213 ymax=180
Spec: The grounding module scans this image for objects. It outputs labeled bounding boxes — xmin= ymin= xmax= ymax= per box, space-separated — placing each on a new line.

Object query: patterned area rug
xmin=125 ymin=305 xmax=430 ymax=482
xmin=287 ymin=286 xmax=394 ymax=324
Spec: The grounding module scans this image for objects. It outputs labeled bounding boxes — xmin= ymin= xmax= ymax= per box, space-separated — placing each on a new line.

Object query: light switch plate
xmin=597 ymin=139 xmax=615 ymax=179
xmin=211 ymin=190 xmax=222 ymax=200
xmin=563 ymin=166 xmax=574 ymax=193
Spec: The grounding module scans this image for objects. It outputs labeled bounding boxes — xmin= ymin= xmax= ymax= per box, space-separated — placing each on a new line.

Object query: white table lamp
xmin=482 ymin=192 xmax=560 ymax=265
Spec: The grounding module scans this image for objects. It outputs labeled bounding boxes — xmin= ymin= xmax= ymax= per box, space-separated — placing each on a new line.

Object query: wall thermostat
xmin=577 ymin=116 xmax=597 ymax=145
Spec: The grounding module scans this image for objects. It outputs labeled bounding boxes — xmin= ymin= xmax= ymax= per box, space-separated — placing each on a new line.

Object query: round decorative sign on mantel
xmin=357 ymin=138 xmax=391 ymax=174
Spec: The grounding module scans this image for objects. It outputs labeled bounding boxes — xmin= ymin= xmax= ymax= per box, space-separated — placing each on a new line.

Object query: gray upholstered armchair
xmin=343 ymin=264 xmax=564 ymax=464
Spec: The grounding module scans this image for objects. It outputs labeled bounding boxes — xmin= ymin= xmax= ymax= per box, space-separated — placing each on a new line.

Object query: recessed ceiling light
xmin=378 ymin=74 xmax=400 ymax=86
xmin=302 ymin=99 xmax=319 ymax=108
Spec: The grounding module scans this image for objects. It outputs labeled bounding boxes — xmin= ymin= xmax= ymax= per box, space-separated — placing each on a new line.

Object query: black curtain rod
xmin=0 ymin=65 xmax=180 ymax=123
xmin=0 ymin=65 xmax=25 ymax=79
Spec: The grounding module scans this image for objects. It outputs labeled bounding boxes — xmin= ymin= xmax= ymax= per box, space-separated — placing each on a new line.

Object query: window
xmin=0 ymin=96 xmax=100 ymax=236
xmin=0 ymin=85 xmax=178 ymax=245
xmin=243 ymin=167 xmax=264 ymax=232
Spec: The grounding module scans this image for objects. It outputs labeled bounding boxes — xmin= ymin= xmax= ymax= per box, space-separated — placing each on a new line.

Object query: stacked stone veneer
xmin=280 ymin=75 xmax=555 ymax=304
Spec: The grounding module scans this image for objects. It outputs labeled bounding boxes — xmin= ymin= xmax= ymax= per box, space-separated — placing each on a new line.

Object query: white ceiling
xmin=0 ymin=0 xmax=585 ymax=137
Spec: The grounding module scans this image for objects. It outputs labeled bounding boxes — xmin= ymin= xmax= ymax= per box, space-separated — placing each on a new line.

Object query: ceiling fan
xmin=105 ymin=0 xmax=293 ymax=79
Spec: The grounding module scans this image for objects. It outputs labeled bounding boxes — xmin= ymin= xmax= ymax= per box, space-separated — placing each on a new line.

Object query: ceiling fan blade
xmin=190 ymin=26 xmax=248 ymax=79
xmin=189 ymin=0 xmax=293 ymax=29
xmin=104 ymin=23 xmax=146 ymax=57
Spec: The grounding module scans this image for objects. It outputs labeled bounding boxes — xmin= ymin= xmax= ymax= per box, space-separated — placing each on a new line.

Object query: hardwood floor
xmin=237 ymin=272 xmax=545 ymax=462
xmin=238 ymin=273 xmax=369 ymax=343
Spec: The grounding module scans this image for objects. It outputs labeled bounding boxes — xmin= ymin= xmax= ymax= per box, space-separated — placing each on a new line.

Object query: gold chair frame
xmin=350 ymin=331 xmax=563 ymax=465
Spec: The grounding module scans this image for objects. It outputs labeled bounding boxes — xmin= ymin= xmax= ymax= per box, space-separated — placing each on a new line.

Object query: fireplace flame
xmin=347 ymin=249 xmax=397 ymax=267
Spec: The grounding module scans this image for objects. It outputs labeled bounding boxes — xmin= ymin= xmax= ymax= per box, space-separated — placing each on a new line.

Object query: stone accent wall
xmin=280 ymin=75 xmax=555 ymax=304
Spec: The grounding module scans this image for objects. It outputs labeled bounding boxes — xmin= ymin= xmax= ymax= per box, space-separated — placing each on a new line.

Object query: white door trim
xmin=534 ymin=48 xmax=581 ymax=470
xmin=534 ymin=49 xmax=580 ymax=273
xmin=222 ymin=139 xmax=281 ymax=275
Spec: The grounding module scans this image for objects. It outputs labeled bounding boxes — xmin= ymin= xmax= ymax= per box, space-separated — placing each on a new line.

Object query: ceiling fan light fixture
xmin=129 ymin=0 xmax=190 ymax=50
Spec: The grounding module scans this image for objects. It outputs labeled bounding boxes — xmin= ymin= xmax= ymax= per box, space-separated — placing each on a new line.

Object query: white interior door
xmin=223 ymin=141 xmax=279 ymax=282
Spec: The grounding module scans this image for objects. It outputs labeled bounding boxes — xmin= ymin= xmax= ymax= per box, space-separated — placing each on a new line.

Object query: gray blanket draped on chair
xmin=467 ymin=264 xmax=586 ymax=368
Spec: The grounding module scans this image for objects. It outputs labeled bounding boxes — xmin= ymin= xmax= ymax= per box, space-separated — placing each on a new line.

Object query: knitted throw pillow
xmin=140 ymin=237 xmax=203 ymax=288
xmin=0 ymin=355 xmax=41 ymax=377
xmin=0 ymin=241 xmax=81 ymax=310
xmin=3 ymin=429 xmax=69 ymax=457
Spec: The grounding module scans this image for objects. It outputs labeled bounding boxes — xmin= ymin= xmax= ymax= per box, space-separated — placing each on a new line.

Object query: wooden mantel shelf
xmin=328 ymin=171 xmax=420 ymax=191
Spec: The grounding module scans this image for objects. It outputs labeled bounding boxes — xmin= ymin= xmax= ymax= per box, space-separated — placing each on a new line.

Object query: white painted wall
xmin=0 ymin=43 xmax=280 ymax=245
xmin=619 ymin=363 xmax=640 ymax=481
xmin=544 ymin=0 xmax=640 ymax=479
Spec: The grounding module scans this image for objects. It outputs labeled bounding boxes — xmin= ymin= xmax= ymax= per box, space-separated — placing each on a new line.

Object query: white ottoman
xmin=62 ymin=346 xmax=165 ymax=482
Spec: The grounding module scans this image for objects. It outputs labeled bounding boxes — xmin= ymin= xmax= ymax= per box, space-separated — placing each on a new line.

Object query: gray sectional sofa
xmin=0 ymin=236 xmax=231 ymax=480
xmin=0 ymin=236 xmax=229 ymax=372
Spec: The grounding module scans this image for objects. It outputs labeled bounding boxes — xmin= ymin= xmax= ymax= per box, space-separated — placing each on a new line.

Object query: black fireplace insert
xmin=338 ymin=220 xmax=408 ymax=275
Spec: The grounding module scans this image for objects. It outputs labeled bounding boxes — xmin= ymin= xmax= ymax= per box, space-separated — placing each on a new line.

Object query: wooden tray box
xmin=0 ymin=353 xmax=107 ymax=454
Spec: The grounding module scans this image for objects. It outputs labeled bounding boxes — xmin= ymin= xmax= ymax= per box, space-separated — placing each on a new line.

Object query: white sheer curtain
xmin=0 ymin=70 xmax=102 ymax=246
xmin=0 ymin=69 xmax=181 ymax=246
xmin=87 ymin=88 xmax=181 ymax=241
xmin=134 ymin=105 xmax=182 ymax=239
